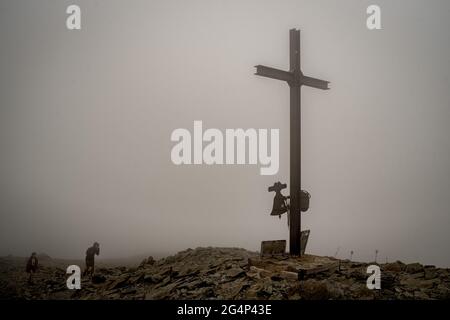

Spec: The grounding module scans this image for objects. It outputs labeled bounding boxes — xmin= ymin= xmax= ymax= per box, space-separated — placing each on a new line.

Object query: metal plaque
xmin=261 ymin=240 xmax=286 ymax=256
xmin=300 ymin=230 xmax=310 ymax=255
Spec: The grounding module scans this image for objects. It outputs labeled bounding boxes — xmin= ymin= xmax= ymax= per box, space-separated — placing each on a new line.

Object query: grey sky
xmin=1 ymin=0 xmax=449 ymax=266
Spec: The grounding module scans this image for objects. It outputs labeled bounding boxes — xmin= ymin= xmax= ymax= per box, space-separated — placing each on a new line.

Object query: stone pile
xmin=1 ymin=247 xmax=449 ymax=300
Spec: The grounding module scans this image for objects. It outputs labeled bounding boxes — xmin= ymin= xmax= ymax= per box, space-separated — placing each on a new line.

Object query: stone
xmin=409 ymin=272 xmax=425 ymax=279
xmin=383 ymin=262 xmax=404 ymax=272
xmin=247 ymin=266 xmax=271 ymax=278
xmin=295 ymin=262 xmax=339 ymax=279
xmin=278 ymin=271 xmax=298 ymax=281
xmin=327 ymin=284 xmax=345 ymax=299
xmin=400 ymin=278 xmax=422 ymax=290
xmin=218 ymin=280 xmax=246 ymax=299
xmin=1 ymin=247 xmax=449 ymax=300
xmin=91 ymin=274 xmax=107 ymax=284
xmin=405 ymin=263 xmax=423 ymax=274
xmin=419 ymin=278 xmax=439 ymax=289
xmin=108 ymin=275 xmax=130 ymax=290
xmin=299 ymin=280 xmax=330 ymax=300
xmin=424 ymin=267 xmax=438 ymax=280
xmin=247 ymin=257 xmax=266 ymax=269
xmin=178 ymin=279 xmax=206 ymax=290
xmin=435 ymin=285 xmax=450 ymax=299
xmin=144 ymin=274 xmax=162 ymax=284
xmin=414 ymin=291 xmax=429 ymax=300
xmin=381 ymin=272 xmax=397 ymax=289
xmin=348 ymin=269 xmax=367 ymax=281
xmin=121 ymin=287 xmax=137 ymax=295
xmin=226 ymin=267 xmax=245 ymax=278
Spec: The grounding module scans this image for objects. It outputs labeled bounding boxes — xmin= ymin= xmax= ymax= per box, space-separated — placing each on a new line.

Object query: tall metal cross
xmin=255 ymin=29 xmax=329 ymax=256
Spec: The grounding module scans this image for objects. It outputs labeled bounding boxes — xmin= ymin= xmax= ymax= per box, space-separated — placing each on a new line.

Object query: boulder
xmin=405 ymin=263 xmax=423 ymax=274
xmin=91 ymin=274 xmax=106 ymax=284
xmin=278 ymin=271 xmax=298 ymax=281
xmin=383 ymin=262 xmax=404 ymax=272
xmin=226 ymin=267 xmax=245 ymax=278
xmin=424 ymin=266 xmax=437 ymax=280
xmin=299 ymin=280 xmax=330 ymax=300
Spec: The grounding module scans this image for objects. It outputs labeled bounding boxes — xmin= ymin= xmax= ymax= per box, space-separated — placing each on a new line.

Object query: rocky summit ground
xmin=1 ymin=247 xmax=450 ymax=300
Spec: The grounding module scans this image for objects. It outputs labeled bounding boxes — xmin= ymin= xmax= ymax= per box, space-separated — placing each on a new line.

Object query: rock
xmin=247 ymin=266 xmax=271 ymax=279
xmin=218 ymin=280 xmax=246 ymax=299
xmin=399 ymin=291 xmax=414 ymax=299
xmin=278 ymin=271 xmax=298 ymax=281
xmin=414 ymin=290 xmax=429 ymax=300
xmin=191 ymin=287 xmax=216 ymax=299
xmin=226 ymin=267 xmax=245 ymax=278
xmin=400 ymin=277 xmax=422 ymax=290
xmin=424 ymin=266 xmax=438 ymax=280
xmin=143 ymin=274 xmax=162 ymax=284
xmin=327 ymin=284 xmax=345 ymax=299
xmin=299 ymin=280 xmax=330 ymax=300
xmin=405 ymin=263 xmax=423 ymax=274
xmin=349 ymin=262 xmax=363 ymax=268
xmin=178 ymin=279 xmax=206 ymax=290
xmin=121 ymin=287 xmax=137 ymax=295
xmin=91 ymin=274 xmax=106 ymax=284
xmin=145 ymin=281 xmax=180 ymax=300
xmin=352 ymin=286 xmax=376 ymax=300
xmin=438 ymin=269 xmax=450 ymax=279
xmin=383 ymin=262 xmax=404 ymax=272
xmin=128 ymin=273 xmax=144 ymax=284
xmin=435 ymin=285 xmax=450 ymax=299
xmin=45 ymin=279 xmax=59 ymax=286
xmin=176 ymin=265 xmax=200 ymax=278
xmin=1 ymin=247 xmax=449 ymax=300
xmin=409 ymin=272 xmax=425 ymax=279
xmin=108 ymin=275 xmax=130 ymax=290
xmin=97 ymin=268 xmax=113 ymax=275
xmin=245 ymin=279 xmax=273 ymax=299
xmin=348 ymin=269 xmax=367 ymax=281
xmin=156 ymin=267 xmax=173 ymax=278
xmin=154 ymin=276 xmax=171 ymax=289
xmin=419 ymin=278 xmax=439 ymax=289
xmin=247 ymin=258 xmax=265 ymax=268
xmin=381 ymin=272 xmax=397 ymax=289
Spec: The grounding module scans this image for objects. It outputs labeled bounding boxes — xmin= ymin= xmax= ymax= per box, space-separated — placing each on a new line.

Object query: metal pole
xmin=289 ymin=29 xmax=301 ymax=255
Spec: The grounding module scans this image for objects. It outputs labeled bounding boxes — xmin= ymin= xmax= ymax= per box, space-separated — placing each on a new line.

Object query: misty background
xmin=1 ymin=0 xmax=449 ymax=266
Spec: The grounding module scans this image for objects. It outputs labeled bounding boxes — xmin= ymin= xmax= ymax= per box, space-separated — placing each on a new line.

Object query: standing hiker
xmin=26 ymin=252 xmax=39 ymax=284
xmin=83 ymin=242 xmax=100 ymax=278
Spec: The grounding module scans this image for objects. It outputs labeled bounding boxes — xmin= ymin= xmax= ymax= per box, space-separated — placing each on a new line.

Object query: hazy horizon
xmin=1 ymin=0 xmax=450 ymax=267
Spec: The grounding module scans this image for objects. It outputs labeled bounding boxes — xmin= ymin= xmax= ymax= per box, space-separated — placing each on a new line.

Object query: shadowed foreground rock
xmin=1 ymin=247 xmax=449 ymax=300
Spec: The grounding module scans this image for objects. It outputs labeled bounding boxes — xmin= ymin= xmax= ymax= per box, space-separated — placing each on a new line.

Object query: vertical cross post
xmin=289 ymin=29 xmax=301 ymax=255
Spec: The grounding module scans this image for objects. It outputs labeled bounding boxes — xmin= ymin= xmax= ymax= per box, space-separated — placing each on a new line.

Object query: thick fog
xmin=1 ymin=0 xmax=449 ymax=266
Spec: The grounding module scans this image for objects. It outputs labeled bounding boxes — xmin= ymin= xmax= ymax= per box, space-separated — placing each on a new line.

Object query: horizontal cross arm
xmin=254 ymin=65 xmax=294 ymax=82
xmin=301 ymin=75 xmax=330 ymax=90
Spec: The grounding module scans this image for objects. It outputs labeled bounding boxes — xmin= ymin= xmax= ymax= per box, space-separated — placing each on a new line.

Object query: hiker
xmin=83 ymin=242 xmax=100 ymax=278
xmin=26 ymin=252 xmax=39 ymax=284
